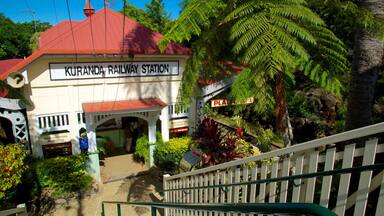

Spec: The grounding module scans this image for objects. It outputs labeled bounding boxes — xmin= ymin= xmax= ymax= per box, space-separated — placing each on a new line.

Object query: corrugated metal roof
xmin=0 ymin=58 xmax=23 ymax=79
xmin=39 ymin=20 xmax=81 ymax=48
xmin=82 ymin=98 xmax=167 ymax=113
xmin=1 ymin=8 xmax=190 ymax=80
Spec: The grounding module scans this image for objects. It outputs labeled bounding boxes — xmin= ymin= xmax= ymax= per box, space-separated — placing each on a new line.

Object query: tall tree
xmin=121 ymin=1 xmax=152 ymax=27
xmin=0 ymin=13 xmax=50 ymax=59
xmin=121 ymin=0 xmax=170 ymax=33
xmin=308 ymin=0 xmax=384 ymax=130
xmin=145 ymin=0 xmax=168 ymax=33
xmin=159 ymin=0 xmax=347 ymax=146
xmin=346 ymin=0 xmax=384 ymax=130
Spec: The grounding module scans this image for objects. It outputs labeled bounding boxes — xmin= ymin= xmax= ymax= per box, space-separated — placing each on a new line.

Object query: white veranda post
xmin=161 ymin=107 xmax=169 ymax=142
xmin=148 ymin=117 xmax=157 ymax=167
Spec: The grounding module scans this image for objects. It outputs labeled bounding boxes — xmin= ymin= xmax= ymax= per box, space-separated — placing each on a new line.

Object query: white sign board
xmin=211 ymin=97 xmax=254 ymax=108
xmin=49 ymin=61 xmax=179 ymax=80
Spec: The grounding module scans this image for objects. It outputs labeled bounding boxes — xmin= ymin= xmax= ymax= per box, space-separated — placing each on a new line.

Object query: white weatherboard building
xmin=0 ymin=5 xmax=196 ymax=181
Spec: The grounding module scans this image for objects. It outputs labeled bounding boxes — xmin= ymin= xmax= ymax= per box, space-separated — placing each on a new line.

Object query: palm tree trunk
xmin=346 ymin=0 xmax=384 ymax=130
xmin=274 ymin=70 xmax=292 ymax=146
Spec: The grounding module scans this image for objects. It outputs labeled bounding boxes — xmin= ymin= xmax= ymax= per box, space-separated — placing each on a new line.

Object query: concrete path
xmin=48 ymin=154 xmax=163 ymax=216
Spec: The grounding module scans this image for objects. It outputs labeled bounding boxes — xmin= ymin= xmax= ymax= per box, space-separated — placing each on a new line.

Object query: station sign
xmin=211 ymin=97 xmax=254 ymax=108
xmin=49 ymin=61 xmax=179 ymax=80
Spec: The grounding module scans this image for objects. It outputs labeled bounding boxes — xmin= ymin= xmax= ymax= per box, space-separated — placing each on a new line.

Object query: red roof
xmin=0 ymin=59 xmax=22 ymax=97
xmin=82 ymin=98 xmax=167 ymax=113
xmin=39 ymin=21 xmax=81 ymax=48
xmin=0 ymin=59 xmax=24 ymax=80
xmin=1 ymin=8 xmax=190 ymax=80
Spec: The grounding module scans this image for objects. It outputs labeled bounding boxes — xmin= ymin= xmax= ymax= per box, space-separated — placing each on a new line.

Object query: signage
xmin=170 ymin=127 xmax=189 ymax=133
xmin=42 ymin=142 xmax=72 ymax=158
xmin=179 ymin=149 xmax=202 ymax=172
xmin=49 ymin=61 xmax=179 ymax=80
xmin=211 ymin=97 xmax=254 ymax=108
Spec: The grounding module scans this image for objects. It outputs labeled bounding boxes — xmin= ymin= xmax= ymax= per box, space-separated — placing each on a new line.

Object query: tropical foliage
xmin=154 ymin=137 xmax=191 ymax=170
xmin=0 ymin=144 xmax=28 ymax=200
xmin=0 ymin=13 xmax=50 ymax=59
xmin=305 ymin=1 xmax=384 ymax=130
xmin=134 ymin=132 xmax=163 ymax=164
xmin=159 ymin=0 xmax=348 ymax=145
xmin=33 ymin=155 xmax=93 ymax=197
xmin=134 ymin=134 xmax=150 ymax=163
xmin=121 ymin=0 xmax=171 ymax=33
xmin=308 ymin=0 xmax=384 ymax=48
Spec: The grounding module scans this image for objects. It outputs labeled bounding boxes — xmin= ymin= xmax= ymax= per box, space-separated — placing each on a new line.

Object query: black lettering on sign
xmin=159 ymin=64 xmax=164 ymax=73
xmin=88 ymin=66 xmax=95 ymax=75
xmin=118 ymin=65 xmax=124 ymax=74
xmin=65 ymin=66 xmax=71 ymax=76
xmin=149 ymin=65 xmax=155 ymax=73
xmin=83 ymin=66 xmax=89 ymax=75
xmin=132 ymin=64 xmax=138 ymax=73
xmin=100 ymin=65 xmax=106 ymax=76
xmin=114 ymin=65 xmax=119 ymax=74
xmin=124 ymin=64 xmax=130 ymax=74
xmin=164 ymin=64 xmax=169 ymax=73
xmin=108 ymin=65 xmax=113 ymax=75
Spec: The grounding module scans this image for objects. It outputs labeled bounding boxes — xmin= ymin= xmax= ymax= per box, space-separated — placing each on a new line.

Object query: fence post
xmin=151 ymin=206 xmax=157 ymax=216
xmin=117 ymin=203 xmax=121 ymax=216
xmin=163 ymin=174 xmax=170 ymax=216
xmin=101 ymin=203 xmax=105 ymax=216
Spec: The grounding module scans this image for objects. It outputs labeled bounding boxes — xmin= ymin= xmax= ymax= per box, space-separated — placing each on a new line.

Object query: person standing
xmin=79 ymin=128 xmax=89 ymax=154
xmin=125 ymin=126 xmax=133 ymax=153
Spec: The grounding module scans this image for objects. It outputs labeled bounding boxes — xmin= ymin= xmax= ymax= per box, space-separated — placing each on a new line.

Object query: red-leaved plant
xmin=195 ymin=118 xmax=243 ymax=167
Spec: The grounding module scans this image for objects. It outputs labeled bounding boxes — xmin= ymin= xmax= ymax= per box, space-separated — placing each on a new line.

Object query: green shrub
xmin=154 ymin=137 xmax=191 ymax=170
xmin=134 ymin=132 xmax=163 ymax=163
xmin=251 ymin=128 xmax=279 ymax=152
xmin=34 ymin=155 xmax=93 ymax=197
xmin=0 ymin=144 xmax=28 ymax=201
xmin=134 ymin=134 xmax=150 ymax=163
xmin=96 ymin=136 xmax=108 ymax=156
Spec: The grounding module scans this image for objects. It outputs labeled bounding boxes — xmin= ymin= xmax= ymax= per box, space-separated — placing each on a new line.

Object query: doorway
xmin=0 ymin=117 xmax=15 ymax=144
xmin=96 ymin=116 xmax=149 ymax=182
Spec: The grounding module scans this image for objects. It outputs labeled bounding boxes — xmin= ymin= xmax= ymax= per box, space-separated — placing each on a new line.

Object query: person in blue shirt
xmin=79 ymin=128 xmax=89 ymax=154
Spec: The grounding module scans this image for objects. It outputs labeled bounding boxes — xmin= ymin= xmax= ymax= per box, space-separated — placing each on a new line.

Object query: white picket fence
xmin=163 ymin=122 xmax=384 ymax=216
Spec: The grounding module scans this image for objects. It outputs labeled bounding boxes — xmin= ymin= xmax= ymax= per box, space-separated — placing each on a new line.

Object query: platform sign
xmin=49 ymin=61 xmax=179 ymax=80
xmin=211 ymin=97 xmax=254 ymax=108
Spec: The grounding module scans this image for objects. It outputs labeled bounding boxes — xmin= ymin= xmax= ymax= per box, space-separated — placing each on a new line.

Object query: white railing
xmin=163 ymin=122 xmax=384 ymax=216
xmin=36 ymin=113 xmax=70 ymax=133
xmin=169 ymin=103 xmax=190 ymax=119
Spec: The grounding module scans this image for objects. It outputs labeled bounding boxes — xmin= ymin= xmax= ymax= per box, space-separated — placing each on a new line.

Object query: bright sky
xmin=0 ymin=0 xmax=182 ymax=24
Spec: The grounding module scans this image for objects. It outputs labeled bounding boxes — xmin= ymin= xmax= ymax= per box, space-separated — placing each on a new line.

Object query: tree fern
xmin=231 ymin=68 xmax=275 ymax=114
xmin=159 ymin=0 xmax=348 ymax=139
xmin=158 ymin=0 xmax=226 ymax=51
xmin=227 ymin=0 xmax=347 ymax=96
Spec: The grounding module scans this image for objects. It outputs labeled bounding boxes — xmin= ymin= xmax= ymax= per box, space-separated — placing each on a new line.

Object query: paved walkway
xmin=48 ymin=154 xmax=163 ymax=216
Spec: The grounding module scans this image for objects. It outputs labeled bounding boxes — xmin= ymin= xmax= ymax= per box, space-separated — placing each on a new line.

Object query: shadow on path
xmin=118 ymin=167 xmax=164 ymax=216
